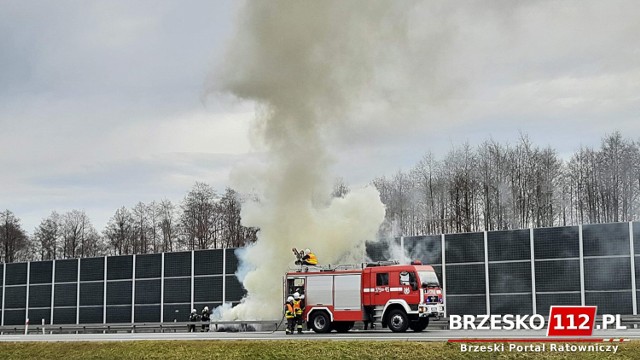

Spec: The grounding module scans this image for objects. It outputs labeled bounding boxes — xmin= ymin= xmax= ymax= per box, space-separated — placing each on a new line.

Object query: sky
xmin=1 ymin=0 xmax=639 ymax=233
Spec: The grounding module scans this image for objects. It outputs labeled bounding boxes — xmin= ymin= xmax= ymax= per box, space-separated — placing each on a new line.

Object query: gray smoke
xmin=203 ymin=0 xmax=640 ymax=320
xmin=208 ymin=1 xmax=438 ymax=320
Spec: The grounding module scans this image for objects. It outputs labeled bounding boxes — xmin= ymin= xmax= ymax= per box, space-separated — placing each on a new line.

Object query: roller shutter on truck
xmin=305 ymin=274 xmax=362 ymax=310
xmin=334 ymin=274 xmax=361 ymax=310
xmin=306 ymin=275 xmax=333 ymax=306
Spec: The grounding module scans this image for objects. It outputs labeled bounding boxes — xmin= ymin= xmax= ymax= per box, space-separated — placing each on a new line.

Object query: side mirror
xmin=410 ymin=281 xmax=418 ymax=291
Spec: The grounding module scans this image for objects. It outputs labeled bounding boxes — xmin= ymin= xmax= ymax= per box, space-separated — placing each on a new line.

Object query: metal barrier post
xmin=530 ymin=227 xmax=537 ymax=314
xmin=630 ymin=222 xmax=637 ymax=315
xmin=132 ymin=254 xmax=136 ymax=324
xmin=1 ymin=263 xmax=6 ymax=326
xmin=484 ymin=231 xmax=490 ymax=314
xmin=579 ymin=224 xmax=585 ymax=306
xmin=76 ymin=259 xmax=81 ymax=326
xmin=103 ymin=256 xmax=107 ymax=331
xmin=50 ymin=260 xmax=56 ymax=325
xmin=25 ymin=262 xmax=31 ymax=326
xmin=160 ymin=253 xmax=165 ymax=323
xmin=441 ymin=234 xmax=446 ymax=318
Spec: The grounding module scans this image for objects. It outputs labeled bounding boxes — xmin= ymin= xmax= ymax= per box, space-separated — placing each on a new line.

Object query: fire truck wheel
xmin=409 ymin=317 xmax=429 ymax=332
xmin=332 ymin=321 xmax=354 ymax=333
xmin=387 ymin=309 xmax=409 ymax=333
xmin=310 ymin=312 xmax=331 ymax=333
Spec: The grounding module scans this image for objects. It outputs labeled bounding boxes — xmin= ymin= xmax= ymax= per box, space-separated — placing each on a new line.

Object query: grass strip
xmin=0 ymin=340 xmax=639 ymax=359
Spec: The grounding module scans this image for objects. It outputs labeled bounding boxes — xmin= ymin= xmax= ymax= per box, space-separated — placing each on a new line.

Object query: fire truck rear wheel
xmin=310 ymin=312 xmax=331 ymax=333
xmin=332 ymin=321 xmax=354 ymax=333
xmin=409 ymin=317 xmax=429 ymax=332
xmin=387 ymin=309 xmax=409 ymax=333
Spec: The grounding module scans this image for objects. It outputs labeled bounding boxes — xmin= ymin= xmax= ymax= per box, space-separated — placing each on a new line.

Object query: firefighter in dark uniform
xmin=201 ymin=306 xmax=210 ymax=332
xmin=293 ymin=292 xmax=304 ymax=334
xmin=188 ymin=308 xmax=199 ymax=332
xmin=285 ymin=296 xmax=295 ymax=334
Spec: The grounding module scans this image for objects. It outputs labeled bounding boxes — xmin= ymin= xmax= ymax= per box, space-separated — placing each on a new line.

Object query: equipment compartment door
xmin=306 ymin=276 xmax=333 ymax=306
xmin=334 ymin=274 xmax=361 ymax=310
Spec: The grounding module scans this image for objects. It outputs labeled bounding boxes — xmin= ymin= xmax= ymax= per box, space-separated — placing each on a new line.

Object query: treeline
xmin=0 ymin=184 xmax=258 ymax=263
xmin=3 ymin=131 xmax=639 ymax=264
xmin=373 ymin=132 xmax=640 ymax=236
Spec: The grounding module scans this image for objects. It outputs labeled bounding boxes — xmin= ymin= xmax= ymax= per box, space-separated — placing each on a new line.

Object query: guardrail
xmin=10 ymin=315 xmax=634 ymax=334
xmin=0 ymin=320 xmax=282 ymax=335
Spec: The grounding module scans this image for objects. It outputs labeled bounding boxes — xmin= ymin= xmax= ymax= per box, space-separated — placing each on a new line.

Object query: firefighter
xmin=302 ymin=249 xmax=318 ymax=265
xmin=188 ymin=308 xmax=199 ymax=332
xmin=201 ymin=306 xmax=211 ymax=332
xmin=363 ymin=308 xmax=376 ymax=330
xmin=293 ymin=292 xmax=304 ymax=334
xmin=285 ymin=296 xmax=295 ymax=334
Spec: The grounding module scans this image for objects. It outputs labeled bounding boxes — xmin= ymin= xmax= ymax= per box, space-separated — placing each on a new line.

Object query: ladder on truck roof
xmin=289 ymin=260 xmax=400 ymax=273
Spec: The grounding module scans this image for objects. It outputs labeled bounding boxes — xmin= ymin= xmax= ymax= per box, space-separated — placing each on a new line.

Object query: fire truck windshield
xmin=418 ymin=271 xmax=440 ymax=287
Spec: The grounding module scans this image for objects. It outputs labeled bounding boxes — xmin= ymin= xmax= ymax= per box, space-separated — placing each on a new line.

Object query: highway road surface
xmin=0 ymin=328 xmax=639 ymax=342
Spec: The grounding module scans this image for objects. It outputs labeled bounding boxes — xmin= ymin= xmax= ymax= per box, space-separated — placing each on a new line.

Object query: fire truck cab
xmin=285 ymin=261 xmax=444 ymax=333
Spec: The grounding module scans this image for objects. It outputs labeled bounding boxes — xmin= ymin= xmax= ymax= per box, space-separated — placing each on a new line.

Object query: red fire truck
xmin=284 ymin=261 xmax=444 ymax=333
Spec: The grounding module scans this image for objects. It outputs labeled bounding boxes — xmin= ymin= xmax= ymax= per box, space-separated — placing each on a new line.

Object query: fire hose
xmin=271 ymin=313 xmax=287 ymax=334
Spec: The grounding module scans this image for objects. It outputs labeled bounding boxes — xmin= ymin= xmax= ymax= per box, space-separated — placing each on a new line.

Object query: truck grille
xmin=426 ymin=296 xmax=439 ymax=303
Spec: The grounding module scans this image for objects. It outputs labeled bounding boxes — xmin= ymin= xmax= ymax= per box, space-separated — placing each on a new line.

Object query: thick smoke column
xmin=211 ymin=1 xmax=416 ymax=320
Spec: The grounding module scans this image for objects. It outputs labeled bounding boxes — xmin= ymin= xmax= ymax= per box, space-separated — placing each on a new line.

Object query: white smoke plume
xmin=206 ymin=1 xmax=430 ymax=320
xmin=371 ymin=218 xmax=410 ymax=265
xmin=203 ymin=0 xmax=640 ymax=320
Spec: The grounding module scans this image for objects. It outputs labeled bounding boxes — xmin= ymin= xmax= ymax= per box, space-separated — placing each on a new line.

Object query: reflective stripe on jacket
xmin=293 ymin=300 xmax=303 ymax=315
xmin=285 ymin=303 xmax=295 ymax=319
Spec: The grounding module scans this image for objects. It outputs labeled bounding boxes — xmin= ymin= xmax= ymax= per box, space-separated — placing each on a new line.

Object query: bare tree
xmin=332 ymin=177 xmax=351 ymax=198
xmin=104 ymin=207 xmax=135 ymax=255
xmin=561 ymin=133 xmax=640 ymax=226
xmin=60 ymin=210 xmax=100 ymax=258
xmin=444 ymin=143 xmax=480 ymax=233
xmin=527 ymin=146 xmax=562 ymax=228
xmin=373 ymin=171 xmax=415 ymax=236
xmin=596 ymin=132 xmax=640 ymax=222
xmin=0 ymin=210 xmax=29 ymax=263
xmin=33 ymin=211 xmax=61 ymax=260
xmin=372 ymin=175 xmax=396 ymax=236
xmin=218 ymin=187 xmax=258 ymax=248
xmin=132 ymin=202 xmax=150 ymax=254
xmin=147 ymin=201 xmax=161 ymax=253
xmin=475 ymin=140 xmax=511 ymax=231
xmin=158 ymin=199 xmax=177 ymax=252
xmin=411 ymin=152 xmax=441 ymax=235
xmin=180 ymin=182 xmax=218 ymax=250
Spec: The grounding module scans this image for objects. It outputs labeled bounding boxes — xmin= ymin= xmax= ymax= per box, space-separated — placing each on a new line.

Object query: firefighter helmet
xmin=304 ymin=248 xmax=311 ymax=255
xmin=287 ymin=296 xmax=294 ymax=302
xmin=293 ymin=292 xmax=300 ymax=300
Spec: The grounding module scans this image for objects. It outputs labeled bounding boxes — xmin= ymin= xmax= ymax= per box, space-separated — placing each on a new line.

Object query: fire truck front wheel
xmin=409 ymin=317 xmax=429 ymax=332
xmin=310 ymin=311 xmax=331 ymax=333
xmin=386 ymin=309 xmax=409 ymax=333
